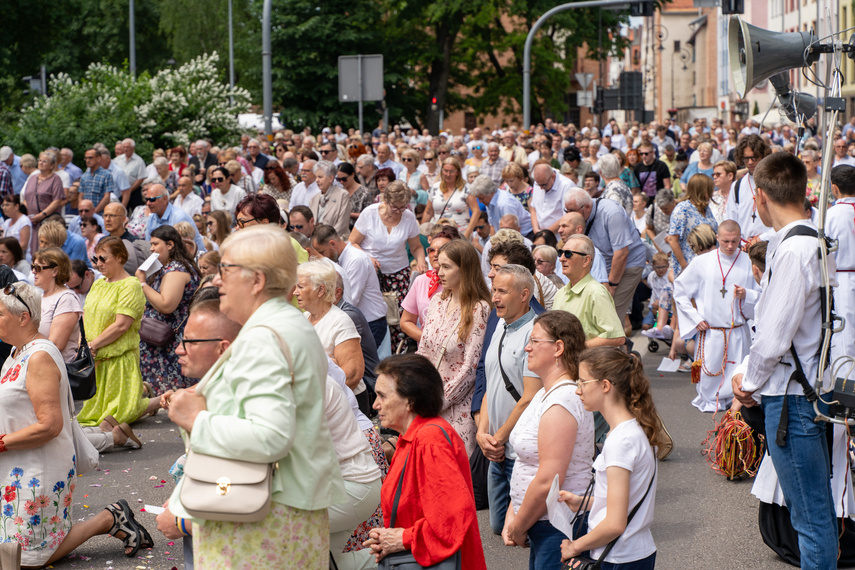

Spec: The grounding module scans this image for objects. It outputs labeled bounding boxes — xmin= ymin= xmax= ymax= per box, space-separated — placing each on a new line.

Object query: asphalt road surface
xmin=50 ymin=332 xmax=798 ymax=570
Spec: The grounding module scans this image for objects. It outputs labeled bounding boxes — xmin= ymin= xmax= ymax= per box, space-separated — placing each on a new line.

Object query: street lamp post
xmin=644 ymin=21 xmax=667 ymax=121
xmin=129 ymin=0 xmax=136 ymax=77
xmin=228 ymin=0 xmax=235 ymax=106
xmin=670 ymin=47 xmax=692 ymax=110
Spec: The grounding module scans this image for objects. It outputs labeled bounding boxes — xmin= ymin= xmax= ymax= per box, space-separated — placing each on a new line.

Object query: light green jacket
xmin=169 ymin=297 xmax=346 ymax=520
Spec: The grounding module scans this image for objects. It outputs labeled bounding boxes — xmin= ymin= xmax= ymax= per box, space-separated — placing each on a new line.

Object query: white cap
xmin=0 ymin=147 xmax=12 ymax=162
xmin=322 ymin=127 xmax=331 ymax=133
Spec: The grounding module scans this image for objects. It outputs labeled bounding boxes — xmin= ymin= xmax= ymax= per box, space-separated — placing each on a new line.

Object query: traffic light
xmin=630 ymin=1 xmax=654 ymax=17
xmin=431 ymin=96 xmax=438 ymax=112
xmin=593 ymin=87 xmax=605 ymax=115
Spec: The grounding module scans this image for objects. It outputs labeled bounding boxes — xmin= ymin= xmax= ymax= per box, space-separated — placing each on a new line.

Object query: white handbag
xmin=65 ymin=377 xmax=99 ymax=476
xmin=178 ymin=325 xmax=292 ymax=523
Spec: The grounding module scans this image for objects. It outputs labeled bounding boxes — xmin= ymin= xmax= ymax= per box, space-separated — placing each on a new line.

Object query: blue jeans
xmin=487 ymin=458 xmax=515 ymax=534
xmin=367 ymin=317 xmax=387 ymax=351
xmin=762 ymin=395 xmax=837 ymax=570
xmin=527 ymin=520 xmax=566 ymax=570
xmin=573 ymin=521 xmax=656 ymax=569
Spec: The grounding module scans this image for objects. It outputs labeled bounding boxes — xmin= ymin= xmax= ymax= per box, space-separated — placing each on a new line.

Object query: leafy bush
xmin=9 ymin=53 xmax=249 ymax=163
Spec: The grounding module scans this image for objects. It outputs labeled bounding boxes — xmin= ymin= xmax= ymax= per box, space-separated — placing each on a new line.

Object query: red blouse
xmin=382 ymin=415 xmax=487 ymax=569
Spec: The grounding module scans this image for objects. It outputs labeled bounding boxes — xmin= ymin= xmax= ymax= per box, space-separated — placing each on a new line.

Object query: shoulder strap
xmin=595 ymin=456 xmax=657 ymax=564
xmin=389 ymin=423 xmax=452 ymax=527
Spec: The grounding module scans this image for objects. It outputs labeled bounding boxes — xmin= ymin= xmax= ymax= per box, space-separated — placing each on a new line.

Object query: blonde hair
xmin=439 ymin=157 xmax=465 ymax=193
xmin=220 ymin=225 xmax=297 ymax=297
xmin=38 ymin=221 xmax=67 ymax=248
xmin=296 ymin=259 xmax=337 ymax=304
xmin=383 ymin=180 xmax=409 ymax=205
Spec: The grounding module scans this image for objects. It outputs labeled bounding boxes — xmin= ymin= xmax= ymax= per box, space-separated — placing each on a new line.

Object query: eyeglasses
xmin=145 ymin=194 xmax=166 ymax=203
xmin=387 ymin=203 xmax=407 ymax=213
xmin=236 ymin=216 xmax=259 ymax=228
xmin=639 ymin=152 xmax=651 ymax=156
xmin=652 ymin=265 xmax=668 ymax=269
xmin=475 ymin=224 xmax=486 ymax=230
xmin=743 ymin=155 xmax=757 ymax=163
xmin=559 ymin=249 xmax=590 ymax=259
xmin=335 ymin=176 xmax=348 ymax=183
xmin=218 ymin=262 xmax=245 ymax=274
xmin=425 ymin=158 xmax=435 ymax=162
xmin=211 ymin=177 xmax=226 ymax=182
xmin=178 ymin=335 xmax=224 ymax=352
xmin=577 ymin=378 xmax=606 ymax=388
xmin=32 ymin=263 xmax=57 ymax=274
xmin=265 ymin=166 xmax=277 ymax=171
xmin=320 ymin=149 xmax=336 ymax=154
xmin=528 ymin=337 xmax=558 ymax=344
xmin=4 ymin=284 xmax=32 ymax=316
xmin=402 ymin=157 xmax=414 ymax=162
xmin=534 ymin=258 xmax=549 ymax=265
xmin=289 ymin=224 xmax=305 ymax=230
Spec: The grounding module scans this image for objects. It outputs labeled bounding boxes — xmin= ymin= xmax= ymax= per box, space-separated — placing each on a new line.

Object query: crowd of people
xmin=0 ymin=110 xmax=852 ymax=569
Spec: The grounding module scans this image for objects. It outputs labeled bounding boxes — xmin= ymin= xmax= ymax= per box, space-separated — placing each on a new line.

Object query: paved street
xmin=51 ymin=331 xmax=796 ymax=570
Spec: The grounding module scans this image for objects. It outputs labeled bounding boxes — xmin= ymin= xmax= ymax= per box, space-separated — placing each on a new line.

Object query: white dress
xmin=429 ymin=183 xmax=471 ymax=232
xmin=0 ymin=339 xmax=76 ymax=567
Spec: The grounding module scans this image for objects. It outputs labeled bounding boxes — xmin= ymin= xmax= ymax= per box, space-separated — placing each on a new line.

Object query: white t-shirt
xmin=354 ymin=203 xmax=419 ymax=274
xmin=1 ymin=216 xmax=33 ymax=251
xmin=428 ymin=183 xmax=472 ymax=232
xmin=210 ymin=185 xmax=247 ymax=216
xmin=508 ymin=381 xmax=595 ymax=520
xmin=306 ymin=305 xmax=364 ymax=395
xmin=324 ymin=369 xmax=381 ymax=484
xmin=589 ymin=418 xmax=657 ymax=563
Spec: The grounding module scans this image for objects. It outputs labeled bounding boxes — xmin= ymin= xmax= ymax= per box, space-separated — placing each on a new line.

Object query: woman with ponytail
xmin=560 ymin=347 xmax=661 ymax=569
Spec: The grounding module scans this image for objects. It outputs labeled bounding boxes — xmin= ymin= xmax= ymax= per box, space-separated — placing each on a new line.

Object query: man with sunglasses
xmin=633 ymin=142 xmax=671 ymax=203
xmin=318 ymin=142 xmax=342 ymax=167
xmin=67 ymin=259 xmax=100 ymax=304
xmin=144 ymin=184 xmax=206 ymax=253
xmin=67 ymin=199 xmax=105 ymax=236
xmin=552 ymin=234 xmax=624 ymax=348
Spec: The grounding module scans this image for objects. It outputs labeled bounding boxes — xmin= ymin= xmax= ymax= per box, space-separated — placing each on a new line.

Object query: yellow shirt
xmin=552 ymin=273 xmax=625 ymax=340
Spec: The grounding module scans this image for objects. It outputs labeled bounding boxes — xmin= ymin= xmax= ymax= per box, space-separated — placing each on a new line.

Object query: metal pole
xmin=228 ymin=0 xmax=235 ymax=106
xmin=129 ymin=0 xmax=136 ymax=77
xmin=523 ymin=0 xmax=651 ymax=129
xmin=262 ymin=0 xmax=272 ymax=137
xmin=357 ymin=55 xmax=364 ymax=135
xmin=670 ymin=52 xmax=674 ymax=110
xmin=40 ymin=65 xmax=46 ymax=97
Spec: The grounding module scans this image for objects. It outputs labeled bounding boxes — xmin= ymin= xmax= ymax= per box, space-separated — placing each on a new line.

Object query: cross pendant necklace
xmin=747 ymin=176 xmax=757 ymax=222
xmin=717 ymin=248 xmax=741 ymax=299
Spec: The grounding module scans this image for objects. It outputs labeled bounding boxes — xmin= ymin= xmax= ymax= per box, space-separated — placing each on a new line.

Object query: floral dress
xmin=140 ymin=260 xmax=200 ymax=394
xmin=416 ymin=296 xmax=489 ymax=455
xmin=667 ymin=200 xmax=718 ymax=278
xmin=0 ymin=340 xmax=76 ymax=567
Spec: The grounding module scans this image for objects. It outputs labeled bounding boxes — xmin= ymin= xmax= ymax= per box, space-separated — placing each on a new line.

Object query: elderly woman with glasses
xmin=350 ymin=181 xmax=427 ymax=345
xmin=398 ymin=148 xmax=429 ymax=203
xmin=165 ymin=225 xmax=345 ymax=567
xmin=22 ymin=151 xmax=65 ymax=256
xmin=76 ymin=237 xmax=161 ymax=427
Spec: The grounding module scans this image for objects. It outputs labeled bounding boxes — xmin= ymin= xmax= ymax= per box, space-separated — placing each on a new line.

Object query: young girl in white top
xmin=560 ymin=347 xmax=661 ymax=570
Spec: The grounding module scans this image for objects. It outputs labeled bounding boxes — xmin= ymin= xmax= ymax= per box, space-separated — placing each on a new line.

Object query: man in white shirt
xmin=209 ymin=167 xmax=247 ymax=216
xmin=530 ymin=163 xmax=572 ymax=235
xmin=173 ymin=175 xmax=203 ymax=217
xmin=832 ymin=138 xmax=855 ymax=167
xmin=374 ymin=144 xmax=403 ymax=177
xmin=290 ymin=159 xmax=320 ymax=208
xmin=732 ymin=152 xmax=838 ymax=569
xmin=827 ymin=165 xmax=855 ymax=366
xmin=725 ymin=135 xmax=773 ymax=242
xmin=311 ymin=224 xmax=388 ymax=348
xmin=113 ymin=138 xmax=147 ymax=207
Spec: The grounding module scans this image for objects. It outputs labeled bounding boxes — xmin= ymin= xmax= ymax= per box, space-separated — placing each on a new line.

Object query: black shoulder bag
xmin=563 ymin=457 xmax=657 ymax=570
xmin=379 ymin=424 xmax=462 ymax=570
xmin=66 ymin=316 xmax=96 ymax=400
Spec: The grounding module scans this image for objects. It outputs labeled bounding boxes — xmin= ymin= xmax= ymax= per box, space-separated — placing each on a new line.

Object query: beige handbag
xmin=383 ymin=291 xmax=400 ymax=326
xmin=178 ymin=325 xmax=293 ymax=523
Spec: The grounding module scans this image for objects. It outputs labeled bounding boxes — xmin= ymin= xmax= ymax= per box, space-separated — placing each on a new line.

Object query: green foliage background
xmin=0 ymin=0 xmax=631 ymax=152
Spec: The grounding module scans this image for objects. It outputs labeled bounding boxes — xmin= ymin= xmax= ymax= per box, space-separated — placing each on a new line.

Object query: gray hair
xmin=487 ymin=142 xmax=500 ymax=151
xmin=122 ymin=138 xmax=136 ymax=148
xmin=566 ymin=234 xmax=595 ymax=258
xmin=597 ymin=153 xmax=622 ymax=179
xmin=500 ymin=214 xmax=520 ymax=230
xmin=0 ymin=282 xmax=41 ymax=326
xmin=468 ymin=174 xmax=497 ymax=197
xmin=195 ymin=139 xmax=209 ymax=148
xmin=313 ymin=160 xmax=337 ymax=178
xmin=153 ymin=157 xmax=169 ymax=168
xmin=654 ymin=188 xmax=676 ymax=207
xmin=532 ymin=244 xmax=558 ymax=265
xmin=495 ymin=264 xmax=534 ymax=301
xmin=356 ymin=154 xmax=375 ymax=168
xmin=564 ymin=188 xmax=593 ymax=210
xmin=296 ymin=259 xmax=337 ymax=304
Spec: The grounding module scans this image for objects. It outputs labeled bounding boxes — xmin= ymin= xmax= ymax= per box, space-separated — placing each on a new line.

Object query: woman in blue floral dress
xmin=135 ymin=225 xmax=200 ymax=395
xmin=665 ymin=173 xmax=719 ymax=278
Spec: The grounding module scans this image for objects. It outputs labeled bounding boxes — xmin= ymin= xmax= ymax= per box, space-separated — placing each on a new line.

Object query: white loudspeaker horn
xmin=729 ymin=16 xmax=819 ymax=99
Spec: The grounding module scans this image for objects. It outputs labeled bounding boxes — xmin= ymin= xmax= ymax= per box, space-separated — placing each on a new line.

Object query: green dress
xmin=77 ymin=276 xmax=150 ymax=426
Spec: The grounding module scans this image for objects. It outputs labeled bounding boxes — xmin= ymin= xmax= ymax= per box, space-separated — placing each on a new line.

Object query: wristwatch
xmin=608 ymin=281 xmax=619 ymax=287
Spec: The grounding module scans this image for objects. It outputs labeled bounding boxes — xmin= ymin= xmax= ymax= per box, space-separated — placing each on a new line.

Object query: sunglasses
xmin=289 ymin=224 xmax=305 ymax=230
xmin=559 ymin=250 xmax=590 ymax=259
xmin=320 ymin=149 xmax=336 ymax=154
xmin=145 ymin=194 xmax=166 ymax=203
xmin=178 ymin=334 xmax=224 ymax=352
xmin=402 ymin=158 xmax=414 ymax=162
xmin=425 ymin=158 xmax=435 ymax=162
xmin=32 ymin=263 xmax=57 ymax=274
xmin=4 ymin=284 xmax=32 ymax=316
xmin=335 ymin=177 xmax=348 ymax=183
xmin=475 ymin=224 xmax=486 ymax=230
xmin=639 ymin=152 xmax=651 ymax=156
xmin=211 ymin=177 xmax=226 ymax=182
xmin=91 ymin=254 xmax=108 ymax=265
xmin=265 ymin=166 xmax=277 ymax=171
xmin=236 ymin=217 xmax=258 ymax=228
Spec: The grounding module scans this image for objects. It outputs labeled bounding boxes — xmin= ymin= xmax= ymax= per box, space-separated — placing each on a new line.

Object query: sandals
xmin=105 ymin=498 xmax=154 ymax=557
xmin=118 ymin=423 xmax=143 ymax=449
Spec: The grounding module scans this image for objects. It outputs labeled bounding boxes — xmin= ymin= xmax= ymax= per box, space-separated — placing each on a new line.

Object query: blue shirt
xmin=79 ymin=167 xmax=116 ymax=207
xmin=483 ymin=189 xmax=533 ymax=236
xmin=68 ymin=213 xmax=105 ymax=235
xmin=146 ymin=203 xmax=206 ymax=253
xmin=62 ymin=232 xmax=90 ymax=265
xmin=9 ymin=156 xmax=27 ymax=195
xmin=107 ymin=162 xmax=130 ymax=199
xmin=59 ymin=162 xmax=83 ymax=183
xmin=586 ymin=198 xmax=647 ymax=272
